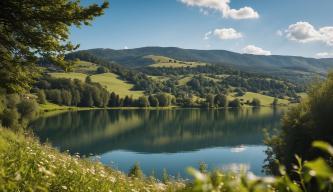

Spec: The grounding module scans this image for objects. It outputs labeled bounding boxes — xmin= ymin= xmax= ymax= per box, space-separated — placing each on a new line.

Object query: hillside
xmin=66 ymin=47 xmax=333 ymax=83
xmin=50 ymin=72 xmax=144 ymax=98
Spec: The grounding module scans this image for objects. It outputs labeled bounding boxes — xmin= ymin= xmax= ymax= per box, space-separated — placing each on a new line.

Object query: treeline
xmin=34 ymin=76 xmax=176 ymax=108
xmin=35 ymin=76 xmax=110 ymax=107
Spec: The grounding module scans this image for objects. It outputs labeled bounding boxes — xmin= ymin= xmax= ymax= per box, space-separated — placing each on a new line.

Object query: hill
xmin=66 ymin=47 xmax=333 ymax=83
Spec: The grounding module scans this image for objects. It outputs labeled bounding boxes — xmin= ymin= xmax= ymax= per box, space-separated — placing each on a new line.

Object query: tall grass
xmin=0 ymin=127 xmax=185 ymax=191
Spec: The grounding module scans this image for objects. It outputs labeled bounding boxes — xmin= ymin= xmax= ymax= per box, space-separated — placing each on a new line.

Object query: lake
xmin=30 ymin=107 xmax=285 ymax=179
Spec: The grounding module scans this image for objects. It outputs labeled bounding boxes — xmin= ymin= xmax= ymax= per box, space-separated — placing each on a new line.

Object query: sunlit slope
xmin=49 ymin=72 xmax=144 ymax=98
xmin=145 ymin=55 xmax=206 ymax=68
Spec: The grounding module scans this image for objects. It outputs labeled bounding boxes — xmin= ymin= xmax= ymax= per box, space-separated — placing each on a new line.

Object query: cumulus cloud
xmin=204 ymin=28 xmax=242 ymax=40
xmin=179 ymin=0 xmax=259 ymax=20
xmin=284 ymin=22 xmax=333 ymax=46
xmin=124 ymin=46 xmax=129 ymax=49
xmin=316 ymin=52 xmax=333 ymax=58
xmin=242 ymin=45 xmax=271 ymax=55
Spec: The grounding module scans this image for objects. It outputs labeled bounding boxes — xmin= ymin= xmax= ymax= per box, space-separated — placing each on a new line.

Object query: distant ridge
xmin=67 ymin=47 xmax=333 ymax=82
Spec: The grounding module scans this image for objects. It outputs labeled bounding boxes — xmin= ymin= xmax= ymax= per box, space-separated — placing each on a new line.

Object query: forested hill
xmin=66 ymin=47 xmax=333 ymax=83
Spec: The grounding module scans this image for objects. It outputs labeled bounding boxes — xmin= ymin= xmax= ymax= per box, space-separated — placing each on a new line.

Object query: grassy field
xmin=0 ymin=127 xmax=184 ymax=191
xmin=72 ymin=60 xmax=98 ymax=73
xmin=50 ymin=72 xmax=87 ymax=82
xmin=235 ymin=92 xmax=289 ymax=106
xmin=49 ymin=72 xmax=144 ymax=98
xmin=90 ymin=73 xmax=144 ymax=98
xmin=145 ymin=55 xmax=206 ymax=68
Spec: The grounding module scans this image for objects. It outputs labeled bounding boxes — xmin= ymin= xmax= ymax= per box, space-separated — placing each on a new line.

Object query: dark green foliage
xmin=61 ymin=90 xmax=72 ymax=106
xmin=272 ymin=97 xmax=278 ymax=107
xmin=206 ymin=94 xmax=215 ymax=108
xmin=1 ymin=109 xmax=19 ymax=128
xmin=85 ymin=76 xmax=92 ymax=84
xmin=36 ymin=76 xmax=109 ymax=107
xmin=251 ymin=98 xmax=261 ymax=107
xmin=36 ymin=90 xmax=47 ymax=104
xmin=265 ymin=72 xmax=333 ymax=176
xmin=148 ymin=95 xmax=159 ymax=107
xmin=45 ymin=89 xmax=62 ymax=104
xmin=96 ymin=66 xmax=109 ymax=74
xmin=156 ymin=93 xmax=172 ymax=107
xmin=5 ymin=94 xmax=20 ymax=109
xmin=137 ymin=96 xmax=150 ymax=107
xmin=0 ymin=0 xmax=108 ymax=93
xmin=214 ymin=94 xmax=228 ymax=108
xmin=128 ymin=162 xmax=144 ymax=179
xmin=228 ymin=99 xmax=241 ymax=108
xmin=17 ymin=99 xmax=38 ymax=119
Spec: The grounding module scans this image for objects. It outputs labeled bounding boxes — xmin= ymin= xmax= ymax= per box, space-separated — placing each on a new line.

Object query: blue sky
xmin=70 ymin=0 xmax=333 ymax=58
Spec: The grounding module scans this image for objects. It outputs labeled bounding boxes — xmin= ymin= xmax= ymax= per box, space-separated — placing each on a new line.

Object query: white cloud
xmin=316 ymin=52 xmax=333 ymax=58
xmin=179 ymin=0 xmax=259 ymax=20
xmin=213 ymin=28 xmax=243 ymax=39
xmin=284 ymin=21 xmax=333 ymax=46
xmin=242 ymin=45 xmax=271 ymax=55
xmin=204 ymin=28 xmax=242 ymax=40
xmin=124 ymin=46 xmax=129 ymax=49
xmin=204 ymin=31 xmax=212 ymax=40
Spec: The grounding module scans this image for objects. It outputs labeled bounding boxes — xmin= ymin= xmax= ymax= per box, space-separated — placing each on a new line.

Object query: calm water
xmin=30 ymin=108 xmax=285 ymax=179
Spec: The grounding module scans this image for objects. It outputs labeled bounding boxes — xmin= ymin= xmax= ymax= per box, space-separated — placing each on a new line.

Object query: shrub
xmin=128 ymin=162 xmax=144 ymax=179
xmin=228 ymin=98 xmax=241 ymax=108
xmin=37 ymin=90 xmax=47 ymax=104
xmin=96 ymin=66 xmax=109 ymax=74
xmin=16 ymin=99 xmax=38 ymax=119
xmin=1 ymin=109 xmax=19 ymax=128
xmin=5 ymin=94 xmax=20 ymax=109
xmin=251 ymin=98 xmax=261 ymax=107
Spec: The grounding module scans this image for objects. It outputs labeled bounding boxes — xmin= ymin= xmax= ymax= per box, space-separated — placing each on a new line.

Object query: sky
xmin=70 ymin=0 xmax=333 ymax=58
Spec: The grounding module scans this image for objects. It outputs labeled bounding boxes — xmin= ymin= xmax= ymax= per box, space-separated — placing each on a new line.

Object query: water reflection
xmin=31 ymin=107 xmax=284 ymax=178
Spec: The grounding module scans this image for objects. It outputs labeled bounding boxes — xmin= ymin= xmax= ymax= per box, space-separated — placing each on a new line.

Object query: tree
xmin=72 ymin=90 xmax=81 ymax=106
xmin=5 ymin=94 xmax=20 ymax=109
xmin=37 ymin=90 xmax=47 ymax=104
xmin=61 ymin=90 xmax=72 ymax=106
xmin=156 ymin=93 xmax=171 ymax=107
xmin=0 ymin=0 xmax=109 ymax=93
xmin=17 ymin=99 xmax=38 ymax=119
xmin=45 ymin=89 xmax=62 ymax=104
xmin=137 ymin=96 xmax=149 ymax=107
xmin=123 ymin=96 xmax=133 ymax=107
xmin=96 ymin=66 xmax=109 ymax=74
xmin=206 ymin=94 xmax=215 ymax=108
xmin=272 ymin=97 xmax=278 ymax=107
xmin=251 ymin=98 xmax=261 ymax=107
xmin=265 ymin=72 xmax=333 ymax=176
xmin=148 ymin=95 xmax=159 ymax=107
xmin=214 ymin=94 xmax=228 ymax=108
xmin=228 ymin=98 xmax=241 ymax=108
xmin=108 ymin=92 xmax=118 ymax=107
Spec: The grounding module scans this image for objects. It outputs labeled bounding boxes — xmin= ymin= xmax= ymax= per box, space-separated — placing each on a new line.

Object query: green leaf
xmin=304 ymin=158 xmax=333 ymax=178
xmin=312 ymin=141 xmax=333 ymax=156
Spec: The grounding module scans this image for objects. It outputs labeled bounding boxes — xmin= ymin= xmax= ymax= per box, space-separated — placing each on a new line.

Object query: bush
xmin=148 ymin=95 xmax=159 ymax=107
xmin=251 ymin=98 xmax=261 ymax=107
xmin=1 ymin=109 xmax=19 ymax=128
xmin=228 ymin=98 xmax=241 ymax=108
xmin=16 ymin=99 xmax=38 ymax=119
xmin=96 ymin=66 xmax=109 ymax=74
xmin=5 ymin=94 xmax=20 ymax=109
xmin=128 ymin=162 xmax=144 ymax=179
xmin=37 ymin=90 xmax=47 ymax=104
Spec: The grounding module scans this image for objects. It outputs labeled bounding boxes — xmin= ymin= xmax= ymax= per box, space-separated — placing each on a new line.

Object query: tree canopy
xmin=0 ymin=0 xmax=109 ymax=93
